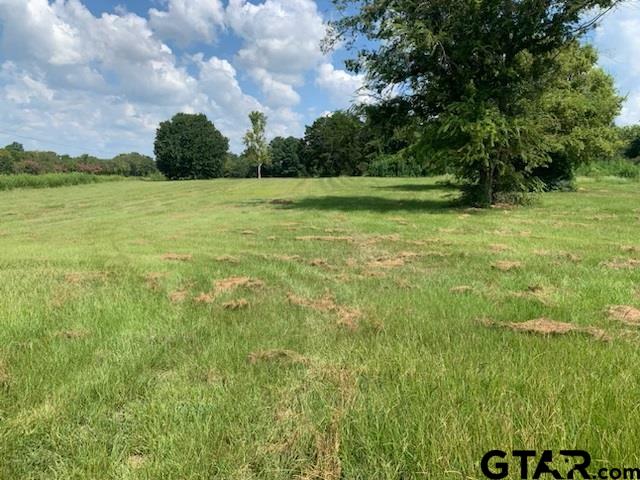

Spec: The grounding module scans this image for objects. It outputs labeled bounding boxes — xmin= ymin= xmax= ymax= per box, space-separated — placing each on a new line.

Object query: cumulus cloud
xmin=593 ymin=3 xmax=640 ymax=125
xmin=149 ymin=0 xmax=225 ymax=46
xmin=226 ymin=0 xmax=326 ymax=106
xmin=315 ymin=62 xmax=369 ymax=106
xmin=0 ymin=0 xmax=300 ymax=154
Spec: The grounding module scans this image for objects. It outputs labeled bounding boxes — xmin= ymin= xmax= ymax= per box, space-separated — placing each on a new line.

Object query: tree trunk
xmin=479 ymin=162 xmax=495 ymax=206
xmin=257 ymin=163 xmax=262 ymax=179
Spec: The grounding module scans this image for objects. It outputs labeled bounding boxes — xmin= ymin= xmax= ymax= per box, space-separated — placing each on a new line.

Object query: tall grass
xmin=0 ymin=173 xmax=128 ymax=191
xmin=576 ymin=158 xmax=640 ymax=179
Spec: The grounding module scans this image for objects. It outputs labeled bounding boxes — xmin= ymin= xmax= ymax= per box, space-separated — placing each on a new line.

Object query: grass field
xmin=1 ymin=176 xmax=639 ymax=479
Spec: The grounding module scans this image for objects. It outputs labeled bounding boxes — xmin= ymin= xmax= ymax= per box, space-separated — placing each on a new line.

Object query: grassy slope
xmin=0 ymin=177 xmax=639 ymax=479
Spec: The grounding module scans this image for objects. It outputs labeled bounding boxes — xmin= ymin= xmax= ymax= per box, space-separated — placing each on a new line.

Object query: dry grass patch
xmin=296 ymin=235 xmax=355 ymax=243
xmin=144 ymin=272 xmax=166 ymax=290
xmin=482 ymin=317 xmax=608 ymax=340
xmin=601 ymin=258 xmax=640 ymax=270
xmin=168 ymin=290 xmax=188 ymax=303
xmin=64 ymin=271 xmax=108 ymax=284
xmin=309 ymin=258 xmax=330 ymax=267
xmin=450 ymin=285 xmax=473 ymax=294
xmin=223 ymin=298 xmax=249 ymax=310
xmin=215 ymin=276 xmax=264 ymax=294
xmin=621 ymin=245 xmax=640 ymax=254
xmin=607 ymin=305 xmax=640 ymax=326
xmin=194 ymin=292 xmax=215 ymax=304
xmin=288 ymin=292 xmax=362 ymax=330
xmin=161 ymin=253 xmax=192 ymax=262
xmin=511 ymin=284 xmax=555 ymax=306
xmin=488 ymin=243 xmax=510 ymax=253
xmin=367 ymin=251 xmax=419 ymax=269
xmin=0 ymin=360 xmax=10 ymax=386
xmin=127 ymin=454 xmax=146 ymax=469
xmin=54 ymin=329 xmax=90 ymax=339
xmin=248 ymin=349 xmax=310 ymax=366
xmin=241 ymin=230 xmax=256 ymax=235
xmin=492 ymin=260 xmax=522 ymax=272
xmin=213 ymin=255 xmax=240 ymax=264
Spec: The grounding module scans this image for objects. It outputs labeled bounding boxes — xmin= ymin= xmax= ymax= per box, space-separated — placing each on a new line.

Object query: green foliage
xmin=242 ymin=111 xmax=270 ymax=178
xmin=329 ymin=0 xmax=620 ymax=204
xmin=266 ymin=136 xmax=306 ymax=177
xmin=301 ymin=111 xmax=369 ymax=176
xmin=224 ymin=153 xmax=253 ymax=178
xmin=576 ymin=158 xmax=640 ymax=180
xmin=366 ymin=152 xmax=429 ymax=177
xmin=154 ymin=113 xmax=228 ymax=180
xmin=0 ymin=173 xmax=126 ymax=191
xmin=619 ymin=125 xmax=640 ymax=160
xmin=0 ymin=149 xmax=14 ymax=174
xmin=532 ymin=43 xmax=622 ymax=190
xmin=111 ymin=153 xmax=157 ymax=176
xmin=4 ymin=141 xmax=24 ymax=153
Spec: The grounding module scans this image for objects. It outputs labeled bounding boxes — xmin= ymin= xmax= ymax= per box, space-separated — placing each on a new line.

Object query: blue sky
xmin=0 ymin=0 xmax=638 ymax=158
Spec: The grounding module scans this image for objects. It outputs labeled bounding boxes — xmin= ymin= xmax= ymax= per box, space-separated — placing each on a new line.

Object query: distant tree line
xmin=0 ymin=143 xmax=157 ymax=177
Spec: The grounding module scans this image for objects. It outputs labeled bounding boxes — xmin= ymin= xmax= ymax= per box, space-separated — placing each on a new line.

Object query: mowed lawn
xmin=1 ymin=177 xmax=640 ymax=479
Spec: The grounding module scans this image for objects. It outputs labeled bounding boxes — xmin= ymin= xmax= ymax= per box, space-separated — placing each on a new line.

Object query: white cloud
xmin=149 ymin=0 xmax=225 ymax=46
xmin=226 ymin=0 xmax=325 ymax=105
xmin=315 ymin=62 xmax=369 ymax=106
xmin=593 ymin=3 xmax=640 ymax=125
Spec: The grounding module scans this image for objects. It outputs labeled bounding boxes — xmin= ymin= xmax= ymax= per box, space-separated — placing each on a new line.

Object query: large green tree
xmin=154 ymin=113 xmax=228 ymax=180
xmin=532 ymin=43 xmax=622 ymax=189
xmin=302 ymin=111 xmax=369 ymax=176
xmin=266 ymin=136 xmax=306 ymax=177
xmin=242 ymin=111 xmax=271 ymax=179
xmin=329 ymin=0 xmax=622 ymax=204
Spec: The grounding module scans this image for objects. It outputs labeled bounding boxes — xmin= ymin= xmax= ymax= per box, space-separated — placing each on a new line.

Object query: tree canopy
xmin=242 ymin=111 xmax=270 ymax=179
xmin=329 ymin=0 xmax=622 ymax=204
xmin=154 ymin=113 xmax=228 ymax=180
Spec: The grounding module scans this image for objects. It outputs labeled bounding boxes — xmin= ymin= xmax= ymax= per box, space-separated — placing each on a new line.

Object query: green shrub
xmin=576 ymin=158 xmax=640 ymax=180
xmin=0 ymin=173 xmax=127 ymax=192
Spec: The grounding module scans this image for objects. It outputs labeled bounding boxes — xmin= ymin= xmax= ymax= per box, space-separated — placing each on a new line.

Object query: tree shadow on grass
xmin=374 ymin=182 xmax=460 ymax=192
xmin=276 ymin=195 xmax=462 ymax=213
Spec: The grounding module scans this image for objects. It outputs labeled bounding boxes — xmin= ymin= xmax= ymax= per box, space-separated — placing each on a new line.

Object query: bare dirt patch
xmin=223 ymin=299 xmax=249 ymax=310
xmin=248 ymin=349 xmax=310 ymax=366
xmin=492 ymin=261 xmax=522 ymax=272
xmin=161 ymin=253 xmax=192 ymax=262
xmin=607 ymin=305 xmax=640 ymax=326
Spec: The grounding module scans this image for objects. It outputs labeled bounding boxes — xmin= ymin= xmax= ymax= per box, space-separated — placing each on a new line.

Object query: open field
xmin=1 ymin=177 xmax=640 ymax=479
